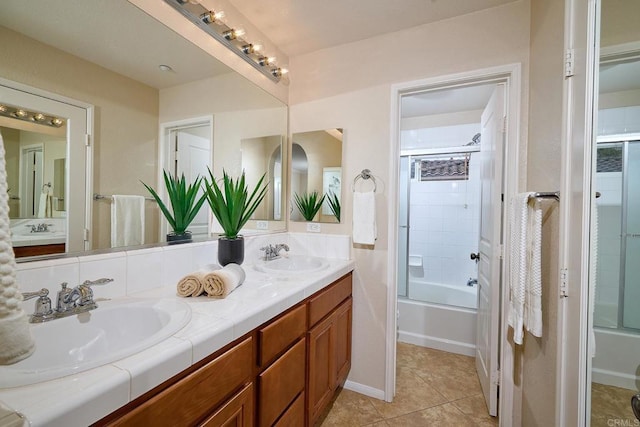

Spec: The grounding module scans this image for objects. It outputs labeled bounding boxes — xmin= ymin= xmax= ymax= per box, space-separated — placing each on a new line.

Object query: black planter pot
xmin=167 ymin=231 xmax=192 ymax=245
xmin=218 ymin=236 xmax=244 ymax=266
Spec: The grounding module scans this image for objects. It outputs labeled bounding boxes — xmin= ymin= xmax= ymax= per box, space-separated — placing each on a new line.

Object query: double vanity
xmin=0 ymin=236 xmax=354 ymax=427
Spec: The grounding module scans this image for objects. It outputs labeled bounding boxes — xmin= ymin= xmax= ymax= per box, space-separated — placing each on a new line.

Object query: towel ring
xmin=353 ymin=169 xmax=377 ymax=192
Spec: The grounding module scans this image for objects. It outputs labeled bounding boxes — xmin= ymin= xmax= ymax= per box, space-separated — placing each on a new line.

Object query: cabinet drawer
xmin=259 ymin=304 xmax=306 ymax=367
xmin=200 ymin=382 xmax=254 ymax=427
xmin=258 ymin=338 xmax=306 ymax=427
xmin=308 ymin=274 xmax=352 ymax=327
xmin=273 ymin=391 xmax=305 ymax=427
xmin=110 ymin=337 xmax=253 ymax=426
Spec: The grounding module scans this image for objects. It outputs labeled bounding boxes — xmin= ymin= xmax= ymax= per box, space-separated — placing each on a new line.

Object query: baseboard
xmin=398 ymin=331 xmax=476 ymax=357
xmin=592 ymin=367 xmax=639 ymax=391
xmin=343 ymin=380 xmax=385 ymax=401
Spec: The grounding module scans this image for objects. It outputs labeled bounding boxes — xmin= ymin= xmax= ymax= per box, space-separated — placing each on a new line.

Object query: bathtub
xmin=398 ymin=282 xmax=478 ymax=357
xmin=407 ymin=279 xmax=478 ymax=309
xmin=592 ymin=327 xmax=640 ymax=390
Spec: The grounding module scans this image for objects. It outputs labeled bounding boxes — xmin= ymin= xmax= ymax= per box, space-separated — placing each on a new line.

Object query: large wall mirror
xmin=290 ymin=129 xmax=343 ymax=223
xmin=588 ymin=0 xmax=640 ymax=423
xmin=0 ymin=0 xmax=287 ymax=259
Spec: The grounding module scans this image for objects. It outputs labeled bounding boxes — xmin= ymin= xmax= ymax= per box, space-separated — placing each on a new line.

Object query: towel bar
xmin=353 ymin=169 xmax=377 ymax=192
xmin=93 ymin=194 xmax=156 ymax=202
xmin=528 ymin=192 xmax=559 ymax=201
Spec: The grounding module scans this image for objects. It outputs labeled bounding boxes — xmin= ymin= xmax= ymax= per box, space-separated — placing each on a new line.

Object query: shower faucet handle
xmin=470 ymin=252 xmax=480 ymax=263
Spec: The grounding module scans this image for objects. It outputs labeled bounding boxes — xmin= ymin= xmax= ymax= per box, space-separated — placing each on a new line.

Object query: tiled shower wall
xmin=598 ymin=106 xmax=640 ymax=135
xmin=408 ymin=152 xmax=480 ymax=287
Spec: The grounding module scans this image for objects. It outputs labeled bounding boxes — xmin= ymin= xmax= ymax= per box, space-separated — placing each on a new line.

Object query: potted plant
xmin=293 ymin=191 xmax=325 ymax=221
xmin=142 ymin=170 xmax=207 ymax=244
xmin=326 ymin=191 xmax=341 ymax=222
xmin=203 ymin=169 xmax=268 ymax=266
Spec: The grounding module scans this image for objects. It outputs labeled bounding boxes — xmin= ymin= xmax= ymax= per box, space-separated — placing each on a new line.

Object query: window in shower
xmin=594 ymin=138 xmax=640 ymax=331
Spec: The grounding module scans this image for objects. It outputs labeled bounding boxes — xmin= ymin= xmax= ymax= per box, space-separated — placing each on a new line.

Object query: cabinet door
xmin=334 ymin=298 xmax=352 ymax=388
xmin=307 ymin=314 xmax=335 ymax=424
xmin=258 ymin=338 xmax=306 ymax=427
xmin=200 ymin=383 xmax=253 ymax=427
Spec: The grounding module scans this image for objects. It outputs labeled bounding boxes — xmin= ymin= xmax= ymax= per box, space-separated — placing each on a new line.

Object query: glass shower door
xmin=397 ymin=156 xmax=410 ymax=297
xmin=622 ymin=141 xmax=640 ymax=330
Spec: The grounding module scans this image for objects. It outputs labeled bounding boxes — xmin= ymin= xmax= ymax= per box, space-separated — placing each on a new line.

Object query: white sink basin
xmin=0 ymin=298 xmax=191 ymax=388
xmin=255 ymin=255 xmax=329 ymax=275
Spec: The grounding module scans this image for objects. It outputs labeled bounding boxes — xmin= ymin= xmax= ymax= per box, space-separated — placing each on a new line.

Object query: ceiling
xmin=0 ymin=0 xmax=231 ymax=89
xmin=402 ymin=84 xmax=497 ymax=118
xmin=227 ymin=0 xmax=520 ymax=57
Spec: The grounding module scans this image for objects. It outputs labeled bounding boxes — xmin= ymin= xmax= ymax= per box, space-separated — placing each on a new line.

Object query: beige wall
xmin=289 ymin=0 xmax=531 ymax=393
xmin=0 ymin=26 xmax=160 ymax=250
xmin=519 ymin=0 xmax=565 ymax=425
xmin=600 ymin=0 xmax=640 ymax=47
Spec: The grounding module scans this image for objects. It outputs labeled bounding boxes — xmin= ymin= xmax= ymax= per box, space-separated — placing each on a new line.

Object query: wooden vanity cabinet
xmin=94 ymin=272 xmax=352 ymax=427
xmin=307 ymin=276 xmax=353 ymax=426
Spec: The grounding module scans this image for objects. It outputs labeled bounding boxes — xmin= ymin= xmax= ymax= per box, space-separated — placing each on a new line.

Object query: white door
xmin=173 ymin=126 xmax=210 ymax=237
xmin=476 ymin=83 xmax=505 ymax=416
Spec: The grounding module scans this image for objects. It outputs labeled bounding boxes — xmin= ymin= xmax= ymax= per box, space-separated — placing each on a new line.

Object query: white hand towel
xmin=111 ymin=195 xmax=145 ymax=248
xmin=508 ymin=192 xmax=543 ymax=344
xmin=525 ymin=198 xmax=543 ymax=338
xmin=203 ymin=263 xmax=246 ymax=298
xmin=353 ymin=190 xmax=377 ymax=245
xmin=37 ymin=192 xmax=47 ymax=218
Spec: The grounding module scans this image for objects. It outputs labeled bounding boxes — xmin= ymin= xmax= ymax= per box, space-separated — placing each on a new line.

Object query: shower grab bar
xmin=93 ymin=194 xmax=156 ymax=202
xmin=353 ymin=169 xmax=377 ymax=192
xmin=526 ymin=191 xmax=601 ymax=201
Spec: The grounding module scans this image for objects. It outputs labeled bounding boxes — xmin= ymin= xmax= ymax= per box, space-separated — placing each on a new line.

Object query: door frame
xmin=159 ymin=116 xmax=214 ymax=240
xmin=19 ymin=144 xmax=43 ymax=218
xmin=387 ymin=63 xmax=523 ymax=424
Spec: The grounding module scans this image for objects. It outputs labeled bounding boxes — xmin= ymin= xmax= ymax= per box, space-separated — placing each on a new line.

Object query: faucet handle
xmin=22 ymin=288 xmax=49 ymax=300
xmin=22 ymin=288 xmax=54 ymax=323
xmin=80 ymin=278 xmax=114 ymax=287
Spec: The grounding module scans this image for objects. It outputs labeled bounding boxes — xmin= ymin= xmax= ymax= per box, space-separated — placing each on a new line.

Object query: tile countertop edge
xmin=0 ymin=259 xmax=355 ymax=427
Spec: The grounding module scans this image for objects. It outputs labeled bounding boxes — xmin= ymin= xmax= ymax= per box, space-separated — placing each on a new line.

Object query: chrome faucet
xmin=260 ymin=243 xmax=290 ymax=261
xmin=22 ymin=278 xmax=114 ymax=323
xmin=27 ymin=223 xmax=52 ymax=233
xmin=467 ymin=278 xmax=478 ymax=287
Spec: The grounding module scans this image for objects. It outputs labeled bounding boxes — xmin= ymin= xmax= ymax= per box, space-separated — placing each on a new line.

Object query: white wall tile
xmin=125 ymin=247 xmax=164 ymax=294
xmin=16 ymin=258 xmax=80 ymax=314
xmin=78 ymin=253 xmax=127 ymax=300
xmin=325 ymin=235 xmax=350 ymax=260
xmin=162 ymin=244 xmax=197 ymax=287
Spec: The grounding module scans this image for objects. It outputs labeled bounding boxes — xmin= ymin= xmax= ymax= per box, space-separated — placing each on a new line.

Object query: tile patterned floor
xmin=317 ymin=342 xmax=498 ymax=426
xmin=591 ymin=383 xmax=639 ymax=426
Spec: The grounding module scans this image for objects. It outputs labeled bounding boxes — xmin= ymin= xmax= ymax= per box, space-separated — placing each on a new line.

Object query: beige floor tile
xmin=590 ymin=382 xmax=637 ymax=425
xmin=368 ymin=372 xmax=448 ymax=419
xmin=318 ymin=388 xmax=385 ymax=427
xmin=385 ymin=403 xmax=475 ymax=426
xmin=452 ymin=394 xmax=498 ymax=426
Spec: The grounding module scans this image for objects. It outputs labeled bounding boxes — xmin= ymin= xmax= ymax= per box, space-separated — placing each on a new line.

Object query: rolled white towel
xmin=203 ymin=263 xmax=246 ymax=298
xmin=176 ymin=272 xmax=206 ymax=297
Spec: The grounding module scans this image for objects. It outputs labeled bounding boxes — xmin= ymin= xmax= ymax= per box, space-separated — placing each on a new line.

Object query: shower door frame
xmin=388 ymin=63 xmax=523 ymax=425
xmin=398 ymin=147 xmax=481 ymax=303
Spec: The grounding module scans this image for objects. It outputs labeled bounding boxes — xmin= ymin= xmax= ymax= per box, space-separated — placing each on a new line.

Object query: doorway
xmin=160 ymin=117 xmax=213 ymax=239
xmin=388 ymin=64 xmax=522 ymax=423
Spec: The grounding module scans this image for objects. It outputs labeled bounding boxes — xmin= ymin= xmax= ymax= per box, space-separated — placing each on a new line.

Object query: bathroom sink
xmin=0 ymin=298 xmax=191 ymax=388
xmin=255 ymin=255 xmax=328 ymax=275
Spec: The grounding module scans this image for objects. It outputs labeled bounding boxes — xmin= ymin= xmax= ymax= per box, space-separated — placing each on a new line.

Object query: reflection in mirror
xmin=241 ymin=136 xmax=283 ymax=221
xmin=589 ymin=0 xmax=640 ymax=422
xmin=0 ymin=0 xmax=287 ymax=258
xmin=290 ymin=129 xmax=343 ymax=223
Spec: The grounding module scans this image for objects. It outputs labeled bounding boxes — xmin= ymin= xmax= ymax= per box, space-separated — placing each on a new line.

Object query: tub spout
xmin=467 ymin=278 xmax=477 ymax=287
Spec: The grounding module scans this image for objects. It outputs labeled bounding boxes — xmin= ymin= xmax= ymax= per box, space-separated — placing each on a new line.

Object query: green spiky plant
xmin=293 ymin=191 xmax=326 ymax=221
xmin=326 ymin=191 xmax=341 ymax=222
xmin=142 ymin=170 xmax=207 ymax=235
xmin=203 ymin=169 xmax=268 ymax=239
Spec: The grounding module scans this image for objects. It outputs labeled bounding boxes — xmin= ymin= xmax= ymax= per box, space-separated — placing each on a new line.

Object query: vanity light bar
xmin=163 ymin=0 xmax=289 ymax=85
xmin=0 ymin=104 xmax=65 ymax=128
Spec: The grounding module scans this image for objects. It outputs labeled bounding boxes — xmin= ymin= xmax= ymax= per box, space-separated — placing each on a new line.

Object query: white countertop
xmin=0 ymin=258 xmax=354 ymax=427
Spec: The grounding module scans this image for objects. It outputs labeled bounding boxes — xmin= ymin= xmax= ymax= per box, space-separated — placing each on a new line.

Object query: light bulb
xmin=200 ymin=10 xmax=224 ymax=24
xmin=14 ymin=109 xmax=27 ymax=118
xmin=51 ymin=118 xmax=63 ymax=127
xmin=223 ymin=29 xmax=244 ymax=40
xmin=33 ymin=113 xmax=45 ymax=121
xmin=0 ymin=105 xmax=6 ymax=113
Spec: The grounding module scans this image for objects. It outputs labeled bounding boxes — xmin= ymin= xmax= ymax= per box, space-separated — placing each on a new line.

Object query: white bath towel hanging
xmin=111 ymin=195 xmax=145 ymax=248
xmin=507 ymin=192 xmax=543 ymax=345
xmin=352 ymin=190 xmax=377 ymax=245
